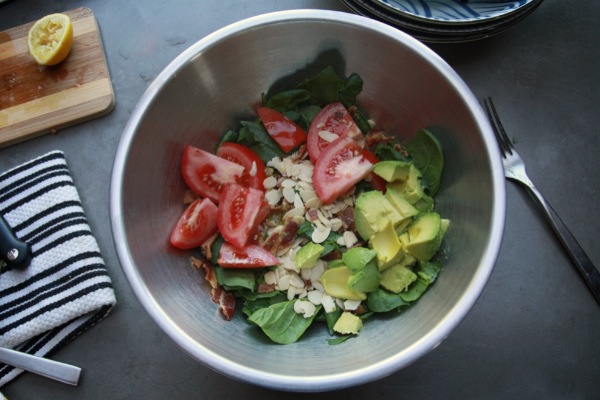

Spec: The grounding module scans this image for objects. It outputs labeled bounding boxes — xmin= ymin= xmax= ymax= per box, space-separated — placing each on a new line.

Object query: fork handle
xmin=524 ymin=183 xmax=600 ymax=305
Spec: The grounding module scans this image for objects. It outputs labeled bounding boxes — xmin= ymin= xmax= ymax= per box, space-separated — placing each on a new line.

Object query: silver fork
xmin=483 ymin=97 xmax=600 ymax=305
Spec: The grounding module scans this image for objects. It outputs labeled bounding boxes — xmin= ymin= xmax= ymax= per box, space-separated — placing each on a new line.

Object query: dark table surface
xmin=1 ymin=1 xmax=599 ymax=399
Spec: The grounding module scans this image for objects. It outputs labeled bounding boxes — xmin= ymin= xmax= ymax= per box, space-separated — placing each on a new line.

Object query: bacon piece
xmin=257 ymin=283 xmax=276 ymax=294
xmin=338 ymin=206 xmax=355 ymax=231
xmin=212 ymin=287 xmax=236 ymax=321
xmin=192 ymin=256 xmax=236 ymax=320
xmin=261 ymin=216 xmax=302 ymax=255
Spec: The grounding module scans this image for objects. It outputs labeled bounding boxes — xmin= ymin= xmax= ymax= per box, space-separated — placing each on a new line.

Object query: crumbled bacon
xmin=338 ymin=206 xmax=355 ymax=231
xmin=199 ymin=232 xmax=219 ymax=261
xmin=212 ymin=287 xmax=236 ymax=320
xmin=261 ymin=216 xmax=303 ymax=255
xmin=364 ymin=130 xmax=395 ymax=150
xmin=192 ymin=256 xmax=236 ymax=320
xmin=257 ymin=283 xmax=276 ymax=294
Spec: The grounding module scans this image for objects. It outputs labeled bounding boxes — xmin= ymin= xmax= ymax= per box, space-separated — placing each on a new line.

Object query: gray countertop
xmin=1 ymin=1 xmax=599 ymax=398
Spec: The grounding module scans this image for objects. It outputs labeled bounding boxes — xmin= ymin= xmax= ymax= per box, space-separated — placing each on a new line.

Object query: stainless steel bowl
xmin=110 ymin=10 xmax=505 ymax=392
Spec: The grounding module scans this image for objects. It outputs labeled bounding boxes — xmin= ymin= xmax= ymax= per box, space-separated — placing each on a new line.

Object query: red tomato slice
xmin=361 ymin=149 xmax=387 ymax=192
xmin=170 ymin=198 xmax=219 ymax=249
xmin=307 ymin=102 xmax=362 ymax=164
xmin=313 ymin=135 xmax=373 ymax=204
xmin=218 ymin=242 xmax=279 ymax=268
xmin=217 ymin=183 xmax=265 ymax=249
xmin=216 ymin=142 xmax=267 ymax=191
xmin=257 ymin=107 xmax=307 ymax=153
xmin=182 ymin=145 xmax=244 ymax=203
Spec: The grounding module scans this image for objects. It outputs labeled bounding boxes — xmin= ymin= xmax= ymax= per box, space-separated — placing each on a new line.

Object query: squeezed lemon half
xmin=27 ymin=13 xmax=73 ymax=66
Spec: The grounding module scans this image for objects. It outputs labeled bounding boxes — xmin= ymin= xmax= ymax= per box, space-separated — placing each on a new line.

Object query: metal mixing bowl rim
xmin=110 ymin=9 xmax=506 ymax=392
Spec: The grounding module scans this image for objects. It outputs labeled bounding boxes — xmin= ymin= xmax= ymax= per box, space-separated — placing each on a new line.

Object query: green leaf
xmin=327 ymin=336 xmax=352 ymax=345
xmin=248 ymin=300 xmax=321 ymax=344
xmin=399 ymin=279 xmax=429 ymax=302
xmin=214 ymin=266 xmax=255 ymax=291
xmin=417 ymin=260 xmax=442 ymax=285
xmin=338 ymin=73 xmax=363 ymax=107
xmin=298 ymin=66 xmax=344 ymax=106
xmin=263 ymin=89 xmax=311 ymax=113
xmin=405 ymin=129 xmax=444 ymax=197
xmin=241 ymin=292 xmax=287 ymax=317
xmin=366 ymin=287 xmax=410 ymax=313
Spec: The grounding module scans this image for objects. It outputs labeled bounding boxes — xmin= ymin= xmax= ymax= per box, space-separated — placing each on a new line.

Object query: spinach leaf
xmin=373 ymin=141 xmax=411 ymax=163
xmin=338 ymin=73 xmax=363 ymax=107
xmin=366 ymin=288 xmax=410 ymax=313
xmin=297 ymin=66 xmax=345 ymax=106
xmin=237 ymin=121 xmax=286 ymax=162
xmin=324 ymin=305 xmax=343 ymax=335
xmin=405 ymin=129 xmax=444 ymax=197
xmin=262 ymin=89 xmax=311 ymax=113
xmin=248 ymin=300 xmax=321 ymax=344
xmin=242 ymin=292 xmax=287 ymax=317
xmin=214 ymin=266 xmax=255 ymax=291
xmin=210 ymin=235 xmax=225 ymax=265
xmin=327 ymin=336 xmax=352 ymax=345
xmin=417 ymin=260 xmax=442 ymax=285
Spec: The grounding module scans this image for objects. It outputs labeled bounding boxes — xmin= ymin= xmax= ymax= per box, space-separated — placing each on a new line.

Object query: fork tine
xmin=483 ymin=97 xmax=513 ymax=156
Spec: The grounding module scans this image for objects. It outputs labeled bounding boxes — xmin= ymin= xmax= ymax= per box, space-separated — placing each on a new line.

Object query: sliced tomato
xmin=313 ymin=135 xmax=373 ymax=204
xmin=307 ymin=102 xmax=362 ymax=164
xmin=170 ymin=198 xmax=219 ymax=249
xmin=182 ymin=145 xmax=244 ymax=203
xmin=216 ymin=142 xmax=267 ymax=191
xmin=257 ymin=107 xmax=307 ymax=153
xmin=217 ymin=183 xmax=266 ymax=249
xmin=361 ymin=149 xmax=387 ymax=192
xmin=218 ymin=242 xmax=279 ymax=268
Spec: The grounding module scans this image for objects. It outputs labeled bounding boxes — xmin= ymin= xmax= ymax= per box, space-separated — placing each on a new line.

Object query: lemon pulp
xmin=27 ymin=13 xmax=73 ymax=66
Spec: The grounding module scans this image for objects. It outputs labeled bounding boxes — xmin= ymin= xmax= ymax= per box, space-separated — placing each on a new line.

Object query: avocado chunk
xmin=347 ymin=259 xmax=381 ymax=293
xmin=341 ymin=247 xmax=381 ymax=293
xmin=319 ymin=266 xmax=367 ymax=301
xmin=342 ymin=247 xmax=377 ymax=273
xmin=354 ymin=190 xmax=406 ymax=241
xmin=401 ymin=212 xmax=443 ymax=262
xmin=380 ymin=261 xmax=418 ymax=294
xmin=386 ymin=164 xmax=424 ymax=205
xmin=385 ymin=186 xmax=419 ymax=219
xmin=413 ymin=193 xmax=434 ymax=213
xmin=294 ymin=242 xmax=324 ymax=269
xmin=369 ymin=222 xmax=405 ymax=271
xmin=372 ymin=160 xmax=412 ymax=182
xmin=333 ymin=311 xmax=363 ymax=335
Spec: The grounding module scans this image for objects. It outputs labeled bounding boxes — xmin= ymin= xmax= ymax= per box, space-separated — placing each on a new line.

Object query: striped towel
xmin=0 ymin=151 xmax=116 ymax=387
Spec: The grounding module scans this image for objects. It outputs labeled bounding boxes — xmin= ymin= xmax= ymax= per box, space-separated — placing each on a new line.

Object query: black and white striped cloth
xmin=0 ymin=151 xmax=116 ymax=387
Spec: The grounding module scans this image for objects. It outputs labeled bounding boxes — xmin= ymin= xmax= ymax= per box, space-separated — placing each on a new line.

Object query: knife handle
xmin=0 ymin=214 xmax=32 ymax=269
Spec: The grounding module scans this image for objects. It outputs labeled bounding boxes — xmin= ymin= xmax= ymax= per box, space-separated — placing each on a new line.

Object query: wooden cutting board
xmin=0 ymin=7 xmax=115 ymax=148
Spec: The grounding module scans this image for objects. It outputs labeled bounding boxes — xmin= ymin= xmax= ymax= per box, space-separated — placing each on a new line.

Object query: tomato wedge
xmin=307 ymin=102 xmax=362 ymax=164
xmin=170 ymin=198 xmax=219 ymax=249
xmin=182 ymin=145 xmax=244 ymax=203
xmin=217 ymin=183 xmax=266 ymax=249
xmin=257 ymin=107 xmax=307 ymax=153
xmin=218 ymin=242 xmax=279 ymax=268
xmin=216 ymin=142 xmax=267 ymax=191
xmin=313 ymin=135 xmax=373 ymax=204
xmin=361 ymin=149 xmax=387 ymax=192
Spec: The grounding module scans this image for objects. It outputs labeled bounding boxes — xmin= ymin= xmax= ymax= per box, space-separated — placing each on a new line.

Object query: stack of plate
xmin=341 ymin=0 xmax=544 ymax=43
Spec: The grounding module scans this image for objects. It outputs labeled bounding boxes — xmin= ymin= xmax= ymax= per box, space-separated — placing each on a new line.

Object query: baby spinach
xmin=248 ymin=300 xmax=322 ymax=344
xmin=405 ymin=129 xmax=444 ymax=197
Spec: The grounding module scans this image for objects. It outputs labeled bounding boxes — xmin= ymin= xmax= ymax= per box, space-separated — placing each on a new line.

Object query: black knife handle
xmin=0 ymin=214 xmax=32 ymax=269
